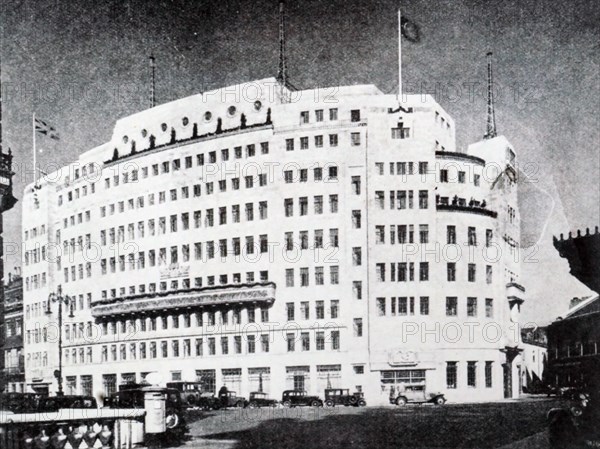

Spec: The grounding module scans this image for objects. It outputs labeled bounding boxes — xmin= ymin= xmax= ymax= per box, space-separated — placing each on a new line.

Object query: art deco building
xmin=22 ymin=78 xmax=525 ymax=403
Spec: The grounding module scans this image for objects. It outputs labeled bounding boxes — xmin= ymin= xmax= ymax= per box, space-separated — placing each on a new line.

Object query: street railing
xmin=0 ymin=408 xmax=146 ymax=449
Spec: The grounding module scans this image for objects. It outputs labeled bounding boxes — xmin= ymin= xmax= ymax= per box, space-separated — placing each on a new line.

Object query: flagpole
xmin=33 ymin=112 xmax=36 ymax=186
xmin=398 ymin=9 xmax=402 ymax=103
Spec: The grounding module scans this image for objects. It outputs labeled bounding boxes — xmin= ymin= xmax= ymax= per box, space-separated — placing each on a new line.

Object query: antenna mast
xmin=484 ymin=51 xmax=497 ymax=139
xmin=149 ymin=55 xmax=156 ymax=108
xmin=277 ymin=1 xmax=290 ymax=103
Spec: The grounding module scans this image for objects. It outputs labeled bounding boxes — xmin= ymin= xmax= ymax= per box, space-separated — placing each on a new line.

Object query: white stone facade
xmin=22 ymin=78 xmax=524 ymax=404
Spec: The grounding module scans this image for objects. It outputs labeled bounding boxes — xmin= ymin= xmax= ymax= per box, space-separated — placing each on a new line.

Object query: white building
xmin=22 ymin=78 xmax=525 ymax=404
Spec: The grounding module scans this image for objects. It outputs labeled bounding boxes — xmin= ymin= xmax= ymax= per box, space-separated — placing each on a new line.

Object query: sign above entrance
xmin=388 ymin=349 xmax=418 ymax=366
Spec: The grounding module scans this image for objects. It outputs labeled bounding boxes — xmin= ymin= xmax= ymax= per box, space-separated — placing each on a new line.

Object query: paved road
xmin=174 ymin=398 xmax=560 ymax=449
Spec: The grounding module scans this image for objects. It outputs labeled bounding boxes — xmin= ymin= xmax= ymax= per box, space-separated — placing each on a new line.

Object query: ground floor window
xmin=485 ymin=361 xmax=493 ymax=388
xmin=467 ymin=362 xmax=477 ymax=387
xmin=66 ymin=376 xmax=77 ymax=395
xmin=286 ymin=365 xmax=310 ymax=391
xmin=446 ymin=362 xmax=457 ymax=389
xmin=222 ymin=368 xmax=242 ymax=393
xmin=196 ymin=369 xmax=215 ymax=393
xmin=317 ymin=364 xmax=341 ymax=393
xmin=381 ymin=369 xmax=425 ymax=397
xmin=103 ymin=374 xmax=117 ymax=396
xmin=248 ymin=367 xmax=270 ymax=393
xmin=81 ymin=375 xmax=93 ymax=396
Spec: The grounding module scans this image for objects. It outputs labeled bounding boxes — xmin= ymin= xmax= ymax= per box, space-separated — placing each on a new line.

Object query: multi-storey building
xmin=22 ymin=78 xmax=525 ymax=403
xmin=2 ymin=271 xmax=25 ymax=392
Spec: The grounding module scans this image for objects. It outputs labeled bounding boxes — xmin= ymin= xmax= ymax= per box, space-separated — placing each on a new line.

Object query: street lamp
xmin=46 ymin=285 xmax=74 ymax=396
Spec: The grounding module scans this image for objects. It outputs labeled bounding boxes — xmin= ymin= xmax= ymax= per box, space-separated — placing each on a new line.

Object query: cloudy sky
xmin=1 ymin=0 xmax=598 ymax=323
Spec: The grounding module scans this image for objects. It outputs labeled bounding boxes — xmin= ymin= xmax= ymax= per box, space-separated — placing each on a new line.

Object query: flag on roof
xmin=35 ymin=117 xmax=60 ymax=140
xmin=400 ymin=16 xmax=420 ymax=43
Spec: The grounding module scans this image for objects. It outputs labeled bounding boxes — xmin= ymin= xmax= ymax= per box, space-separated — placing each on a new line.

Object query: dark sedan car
xmin=0 ymin=392 xmax=41 ymax=413
xmin=38 ymin=395 xmax=98 ymax=412
xmin=247 ymin=392 xmax=278 ymax=408
xmin=281 ymin=390 xmax=323 ymax=408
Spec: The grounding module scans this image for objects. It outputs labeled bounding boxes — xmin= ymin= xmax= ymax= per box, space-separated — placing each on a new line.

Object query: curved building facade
xmin=22 ymin=78 xmax=525 ymax=403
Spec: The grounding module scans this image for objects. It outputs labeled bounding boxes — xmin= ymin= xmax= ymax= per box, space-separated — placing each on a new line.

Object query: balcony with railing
xmin=435 ymin=195 xmax=497 ymax=218
xmin=92 ymin=282 xmax=276 ymax=319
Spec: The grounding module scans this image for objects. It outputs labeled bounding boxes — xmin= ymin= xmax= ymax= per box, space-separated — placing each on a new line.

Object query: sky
xmin=0 ymin=0 xmax=598 ymax=324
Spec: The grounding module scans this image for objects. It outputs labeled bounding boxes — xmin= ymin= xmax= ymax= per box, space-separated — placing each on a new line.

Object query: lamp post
xmin=46 ymin=285 xmax=74 ymax=396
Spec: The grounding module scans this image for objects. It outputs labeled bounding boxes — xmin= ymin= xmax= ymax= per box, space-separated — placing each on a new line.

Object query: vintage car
xmin=390 ymin=385 xmax=446 ymax=406
xmin=220 ymin=391 xmax=248 ymax=408
xmin=324 ymin=388 xmax=367 ymax=407
xmin=196 ymin=392 xmax=222 ymax=410
xmin=0 ymin=392 xmax=41 ymax=413
xmin=247 ymin=392 xmax=278 ymax=408
xmin=548 ymin=391 xmax=600 ymax=448
xmin=104 ymin=385 xmax=186 ymax=434
xmin=281 ymin=390 xmax=323 ymax=408
xmin=38 ymin=395 xmax=98 ymax=411
xmin=166 ymin=381 xmax=206 ymax=407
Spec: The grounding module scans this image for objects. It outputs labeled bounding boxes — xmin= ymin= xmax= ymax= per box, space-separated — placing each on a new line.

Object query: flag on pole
xmin=400 ymin=16 xmax=420 ymax=43
xmin=35 ymin=117 xmax=60 ymax=140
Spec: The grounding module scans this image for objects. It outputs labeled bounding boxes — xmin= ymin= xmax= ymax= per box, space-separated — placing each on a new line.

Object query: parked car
xmin=548 ymin=391 xmax=600 ymax=448
xmin=38 ymin=395 xmax=98 ymax=412
xmin=104 ymin=386 xmax=186 ymax=434
xmin=281 ymin=390 xmax=323 ymax=408
xmin=220 ymin=391 xmax=247 ymax=408
xmin=196 ymin=392 xmax=222 ymax=410
xmin=390 ymin=385 xmax=446 ymax=406
xmin=0 ymin=392 xmax=41 ymax=413
xmin=166 ymin=381 xmax=205 ymax=407
xmin=247 ymin=392 xmax=278 ymax=408
xmin=324 ymin=388 xmax=367 ymax=407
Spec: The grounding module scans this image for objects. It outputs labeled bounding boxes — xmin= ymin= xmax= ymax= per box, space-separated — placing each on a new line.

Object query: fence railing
xmin=0 ymin=408 xmax=146 ymax=449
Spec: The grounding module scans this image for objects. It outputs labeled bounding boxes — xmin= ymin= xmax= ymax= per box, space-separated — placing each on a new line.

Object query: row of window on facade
xmin=59 ymin=141 xmax=271 ymax=205
xmin=373 ymin=190 xmax=429 ymax=210
xmin=548 ymin=341 xmax=598 ymax=360
xmin=374 ymin=262 xmax=493 ymax=284
xmin=375 ymin=296 xmax=494 ymax=318
xmin=285 ymin=133 xmax=343 ymax=150
xmin=375 ymin=161 xmax=431 ymax=176
xmin=299 ymin=107 xmax=342 ymax=124
xmin=24 ymin=272 xmax=47 ymax=291
xmin=284 ymin=266 xmax=340 ymax=287
xmin=96 ymin=175 xmax=269 ymax=222
xmin=98 ymin=270 xmax=270 ymax=300
xmin=58 ymin=181 xmax=96 ymax=205
xmin=63 ymin=330 xmax=343 ymax=366
xmin=23 ymin=224 xmax=46 ymax=241
xmin=285 ymin=300 xmax=339 ymax=321
xmin=71 ymin=363 xmax=345 ymax=398
xmin=283 ymin=194 xmax=339 ymax=217
xmin=446 ymin=361 xmax=493 ymax=389
xmin=283 ymin=166 xmax=343 ymax=183
xmin=439 ymin=169 xmax=481 ymax=185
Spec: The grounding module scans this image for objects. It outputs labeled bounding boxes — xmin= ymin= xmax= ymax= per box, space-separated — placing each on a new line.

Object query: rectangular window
xmin=419 ymin=190 xmax=428 ymax=209
xmin=352 ymin=247 xmax=362 ymax=266
xmin=286 ymin=138 xmax=294 ymax=151
xmin=351 ymin=132 xmax=361 ymax=146
xmin=438 ymin=254 xmax=454 ymax=279
xmin=419 ymin=262 xmax=429 ymax=281
xmin=350 ymin=109 xmax=360 ymax=122
xmin=329 ymin=194 xmax=338 ymax=213
xmin=353 ymin=318 xmax=363 ymax=337
xmin=440 ymin=169 xmax=448 ymax=183
xmin=485 ymin=298 xmax=494 ymax=318
xmin=447 ymin=225 xmax=456 ymax=244
xmin=446 ymin=297 xmax=457 ymax=316
xmin=329 ymin=108 xmax=338 ymax=120
xmin=417 ymin=296 xmax=429 ymax=315
xmin=300 ymin=137 xmax=309 ymax=149
xmin=446 ymin=362 xmax=457 ymax=389
xmin=284 ymin=198 xmax=293 ymax=217
xmin=468 ymin=227 xmax=477 ymax=246
xmin=329 ymin=134 xmax=338 ymax=147
xmin=467 ymin=263 xmax=476 ymax=282
xmin=467 ymin=297 xmax=478 ymax=317
xmin=485 ymin=361 xmax=493 ymax=388
xmin=300 ymin=111 xmax=309 ymax=123
xmin=486 ymin=265 xmax=493 ymax=284
xmin=467 ymin=361 xmax=477 ymax=387
xmin=286 ymin=333 xmax=295 ymax=352
xmin=376 ymin=298 xmax=386 ymax=316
